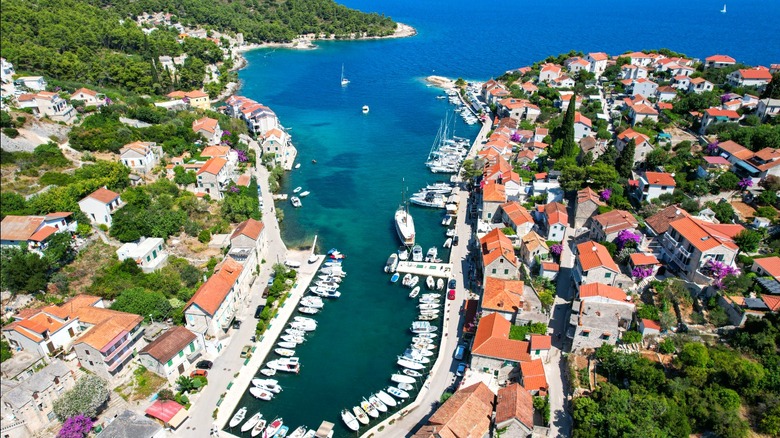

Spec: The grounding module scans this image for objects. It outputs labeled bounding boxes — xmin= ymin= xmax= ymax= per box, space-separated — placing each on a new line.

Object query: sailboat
xmin=721 ymin=3 xmax=726 ymax=12
xmin=395 ymin=179 xmax=416 ymax=246
xmin=341 ymin=64 xmax=350 ymax=86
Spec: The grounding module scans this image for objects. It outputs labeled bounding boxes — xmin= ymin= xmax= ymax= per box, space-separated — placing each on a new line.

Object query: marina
xmin=395 ymin=261 xmax=453 ymax=278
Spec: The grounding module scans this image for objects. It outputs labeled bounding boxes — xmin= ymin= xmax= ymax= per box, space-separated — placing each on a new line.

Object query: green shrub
xmin=198 ymin=229 xmax=211 ymax=244
xmin=3 ymin=127 xmax=19 ymax=138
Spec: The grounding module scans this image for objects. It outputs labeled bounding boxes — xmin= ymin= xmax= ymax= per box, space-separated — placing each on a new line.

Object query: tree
xmin=110 ymin=287 xmax=173 ymax=321
xmin=734 ymin=229 xmax=762 ymax=254
xmin=557 ymin=94 xmax=578 ymax=158
xmin=0 ymin=248 xmax=52 ymax=293
xmin=677 ymin=343 xmax=710 ymax=368
xmin=615 ymin=139 xmax=635 ymax=178
xmin=0 ymin=340 xmax=12 ymax=363
xmin=57 ymin=414 xmax=93 ymax=438
xmin=711 ymin=202 xmax=735 ymax=223
xmin=622 ymin=330 xmax=643 ymax=344
xmin=176 ymin=375 xmax=196 ymax=393
xmin=715 ymin=172 xmax=740 ymax=191
xmin=53 ymin=375 xmax=109 ymax=421
xmin=157 ymin=389 xmax=175 ymax=401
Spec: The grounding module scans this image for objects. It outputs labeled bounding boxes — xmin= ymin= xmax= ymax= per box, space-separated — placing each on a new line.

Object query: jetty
xmin=395 ymin=261 xmax=453 ymax=278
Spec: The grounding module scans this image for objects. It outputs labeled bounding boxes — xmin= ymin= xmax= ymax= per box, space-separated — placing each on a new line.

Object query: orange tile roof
xmin=530 ymin=334 xmax=551 ymax=350
xmin=630 ymin=253 xmax=660 ymax=266
xmin=139 ymin=326 xmax=196 ymax=363
xmin=231 ymin=218 xmax=265 ymax=241
xmin=422 ymin=382 xmax=494 ymax=438
xmin=496 ymin=383 xmax=534 ymax=430
xmin=196 ymin=157 xmax=227 ymax=176
xmin=592 ymin=209 xmax=638 ymax=235
xmin=236 ymin=174 xmax=251 ymax=187
xmin=646 ymin=205 xmax=691 ymax=234
xmin=186 ymin=257 xmax=243 ymax=316
xmin=28 ymin=226 xmax=58 ymax=242
xmin=576 ymin=241 xmax=619 ymax=272
xmin=762 ymin=295 xmax=780 ymax=312
xmin=192 ymin=117 xmax=219 ymax=134
xmin=631 ymin=103 xmax=659 ymax=115
xmin=577 ymin=187 xmax=605 ymax=206
xmin=120 ymin=141 xmax=154 ymax=155
xmin=480 ymin=228 xmax=518 ymax=268
xmin=75 ymin=308 xmax=142 ymax=351
xmin=541 ymin=262 xmax=559 ymax=272
xmin=73 ymin=87 xmax=97 ymax=97
xmin=1 ymin=215 xmax=46 ymax=241
xmin=668 ymin=217 xmax=743 ymax=251
xmin=544 ymin=202 xmax=568 ymax=225
xmin=482 ymin=182 xmax=507 ymax=203
xmin=500 ymin=202 xmax=533 ymax=227
xmin=641 ymin=318 xmax=661 ymax=331
xmin=574 ymin=112 xmax=592 ymax=127
xmin=519 ymin=359 xmax=547 ymax=391
xmin=736 ymin=67 xmax=772 ymax=80
xmin=200 ymin=146 xmax=230 ymax=158
xmin=85 ymin=187 xmax=120 ymax=204
xmin=521 ymin=230 xmax=548 ymax=253
xmin=579 ymin=282 xmax=629 ymax=302
xmin=47 ymin=295 xmax=103 ymax=320
xmin=718 ymin=140 xmax=754 ymax=160
xmin=705 ymin=108 xmax=740 ymax=118
xmin=706 ymin=54 xmax=736 ymax=63
xmin=472 ymin=313 xmax=531 ymax=362
xmin=588 ymin=52 xmax=609 ymax=61
xmin=754 ymin=256 xmax=780 ymax=280
xmin=748 ymin=148 xmax=780 ymax=171
xmin=616 ymin=128 xmax=650 ymax=145
xmin=482 ymin=277 xmax=524 ymax=313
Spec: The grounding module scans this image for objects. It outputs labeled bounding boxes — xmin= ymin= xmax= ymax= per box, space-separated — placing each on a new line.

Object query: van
xmin=454 ymin=344 xmax=466 ymax=360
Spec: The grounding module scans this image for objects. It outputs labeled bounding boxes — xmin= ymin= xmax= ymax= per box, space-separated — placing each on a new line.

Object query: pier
xmin=395 ymin=261 xmax=453 ymax=278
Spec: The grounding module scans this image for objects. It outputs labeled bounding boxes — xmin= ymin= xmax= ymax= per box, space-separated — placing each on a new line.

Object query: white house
xmin=616 ymin=128 xmax=653 ymax=163
xmin=628 ymin=78 xmax=658 ymax=98
xmin=728 ymin=67 xmax=773 ymax=89
xmin=540 ymin=202 xmax=568 ymax=242
xmin=16 ymin=92 xmax=75 ymax=123
xmin=757 ymin=98 xmax=780 ymax=121
xmin=70 ymin=88 xmax=106 ymax=107
xmin=196 ymin=157 xmax=230 ymax=200
xmin=538 ymin=64 xmax=562 ymax=82
xmin=621 ymin=65 xmax=648 ymax=80
xmin=705 ymin=54 xmax=736 ymax=69
xmin=138 ymin=326 xmax=201 ymax=383
xmin=192 ymin=117 xmax=223 ymax=145
xmin=637 ymin=171 xmax=676 ymax=202
xmin=565 ymin=57 xmax=590 ymax=74
xmin=700 ymin=108 xmax=741 ymax=134
xmin=586 ymin=52 xmax=609 ymax=76
xmin=656 ymin=86 xmax=678 ymax=102
xmin=0 ymin=57 xmax=15 ymax=84
xmin=120 ymin=141 xmax=160 ymax=175
xmin=116 ymin=237 xmax=168 ymax=273
xmin=687 ymin=77 xmax=714 ymax=94
xmin=78 ymin=187 xmax=123 ymax=227
xmin=573 ymin=112 xmax=592 ymax=140
xmin=0 ymin=212 xmax=77 ymax=254
xmin=15 ymin=76 xmax=47 ymax=91
xmin=628 ymin=103 xmax=659 ymax=126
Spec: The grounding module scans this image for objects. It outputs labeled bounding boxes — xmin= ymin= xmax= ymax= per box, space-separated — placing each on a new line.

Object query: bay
xmin=228 ymin=0 xmax=779 ymax=435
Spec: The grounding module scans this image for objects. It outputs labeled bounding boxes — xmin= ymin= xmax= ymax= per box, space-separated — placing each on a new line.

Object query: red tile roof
xmin=519 ymin=359 xmax=547 ymax=391
xmin=139 ymin=326 xmax=196 ymax=364
xmin=1 ymin=216 xmax=46 ymax=241
xmin=630 ymin=253 xmax=660 ymax=266
xmin=420 ymin=382 xmax=494 ymax=438
xmin=472 ymin=313 xmax=531 ymax=362
xmin=706 ymin=54 xmax=736 ymax=63
xmin=592 ymin=209 xmax=638 ymax=235
xmin=541 ymin=262 xmax=559 ymax=272
xmin=482 ymin=277 xmax=524 ymax=313
xmin=762 ymin=295 xmax=780 ymax=312
xmin=644 ymin=171 xmax=677 ymax=187
xmin=500 ymin=202 xmax=533 ymax=227
xmin=482 ymin=182 xmax=507 ymax=203
xmin=185 ymin=257 xmax=243 ymax=316
xmin=496 ymin=383 xmax=534 ymax=430
xmin=668 ymin=217 xmax=743 ymax=251
xmin=85 ymin=187 xmax=120 ymax=204
xmin=200 ymin=146 xmax=230 ymax=158
xmin=574 ymin=112 xmax=592 ymax=128
xmin=641 ymin=318 xmax=661 ymax=331
xmin=705 ymin=108 xmax=740 ymax=119
xmin=231 ymin=218 xmax=265 ymax=241
xmin=192 ymin=117 xmax=219 ymax=134
xmin=753 ymin=256 xmax=780 ymax=280
xmin=736 ymin=67 xmax=772 ymax=80
xmin=544 ymin=202 xmax=568 ymax=226
xmin=718 ymin=140 xmax=754 ymax=160
xmin=579 ymin=282 xmax=629 ymax=302
xmin=588 ymin=52 xmax=609 ymax=61
xmin=145 ymin=400 xmax=185 ymax=423
xmin=196 ymin=157 xmax=227 ymax=176
xmin=530 ymin=334 xmax=551 ymax=350
xmin=480 ymin=228 xmax=518 ymax=268
xmin=577 ymin=187 xmax=605 ymax=206
xmin=576 ymin=241 xmax=619 ymax=272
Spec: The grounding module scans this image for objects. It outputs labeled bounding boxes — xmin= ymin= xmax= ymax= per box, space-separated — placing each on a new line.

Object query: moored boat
xmin=275 ymin=348 xmax=295 ymax=357
xmin=407 ymin=276 xmax=419 ymax=289
xmin=443 ymin=238 xmax=452 ymax=248
xmin=410 ymin=321 xmax=438 ymax=334
xmin=397 ymin=358 xmax=425 ymax=370
xmin=409 ymin=286 xmax=420 ymax=298
xmin=264 ymin=418 xmax=283 ymax=438
xmin=403 ymin=369 xmax=423 ymax=378
xmin=274 ymin=425 xmax=289 ymax=438
xmin=289 ymin=321 xmax=316 ymax=332
xmin=384 ymin=253 xmax=399 ymax=273
xmin=426 ymin=276 xmax=435 ymax=289
xmin=387 ymin=386 xmax=410 ymax=399
xmin=411 ymin=244 xmax=423 ymax=262
xmin=267 ymin=357 xmax=300 ymax=373
xmin=341 ymin=409 xmax=360 ymax=431
xmin=425 ymin=247 xmax=438 ymax=262
xmin=395 ymin=206 xmax=415 ymax=246
xmin=390 ymin=272 xmax=400 ymax=283
xmin=285 ymin=328 xmax=306 ymax=337
xmin=252 ymin=378 xmax=279 ymax=387
xmin=242 ymin=412 xmax=264 ymax=432
xmin=277 ymin=341 xmax=297 ymax=349
xmin=299 ymin=191 xmax=310 ymax=197
xmin=418 ymin=314 xmax=437 ymax=321
xmin=288 ymin=426 xmax=306 ymax=438
xmin=398 ymin=382 xmax=414 ymax=391
xmin=230 ymin=407 xmax=247 ymax=428
xmin=352 ymin=406 xmax=369 ymax=425
xmin=293 ymin=187 xmax=302 ymax=193
xmin=369 ymin=394 xmax=388 ymax=413
xmin=391 ymin=373 xmax=416 ymax=384
xmin=361 ymin=399 xmax=379 ymax=418
xmin=260 ymin=368 xmax=277 ymax=376
xmin=436 ymin=278 xmax=445 ymax=290
xmin=251 ymin=418 xmax=267 ymax=437
xmin=376 ymin=390 xmax=397 ymax=407
xmin=250 ymin=387 xmax=274 ymax=400
xmin=398 ymin=247 xmax=409 ymax=260
xmin=294 ymin=316 xmax=316 ymax=325
xmin=280 ymin=335 xmax=304 ymax=344
xmin=298 ymin=306 xmax=319 ymax=315
xmin=290 ymin=196 xmax=302 ymax=207
xmin=401 ymin=273 xmax=412 ymax=286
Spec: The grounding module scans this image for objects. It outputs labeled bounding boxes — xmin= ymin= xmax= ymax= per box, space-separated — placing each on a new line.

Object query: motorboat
xmin=319 ymin=266 xmax=345 ymax=276
xmin=401 ymin=349 xmax=431 ymax=364
xmin=267 ymin=357 xmax=300 ymax=373
xmin=260 ymin=368 xmax=277 ymax=376
xmin=317 ymin=274 xmax=342 ymax=283
xmin=443 ymin=238 xmax=452 ymax=248
xmin=253 ymin=378 xmax=279 ymax=387
xmin=328 ymin=250 xmax=345 ymax=259
xmin=397 ymin=358 xmax=425 ymax=370
xmin=264 ymin=418 xmax=283 ymax=438
xmin=230 ymin=407 xmax=247 ymax=428
xmin=376 ymin=390 xmax=397 ymax=407
xmin=323 ymin=260 xmax=342 ymax=267
xmin=298 ymin=306 xmax=319 ymax=315
xmin=251 ymin=418 xmax=267 ymax=437
xmin=341 ymin=409 xmax=360 ymax=431
xmin=362 ymin=105 xmax=369 ymax=114
xmin=390 ymin=272 xmax=400 ymax=283
xmin=418 ymin=314 xmax=437 ymax=321
xmin=361 ymin=399 xmax=379 ymax=419
xmin=250 ymin=387 xmax=274 ymax=400
xmin=398 ymin=382 xmax=415 ymax=392
xmin=387 ymin=386 xmax=410 ymax=399
xmin=412 ymin=336 xmax=434 ymax=344
xmin=384 ymin=253 xmax=399 ymax=273
xmin=285 ymin=328 xmax=306 ymax=337
xmin=391 ymin=374 xmax=416 ymax=384
xmin=410 ymin=191 xmax=447 ymax=209
xmin=418 ymin=303 xmax=438 ymax=310
xmin=401 ymin=273 xmax=412 ymax=286
xmin=274 ymin=425 xmax=289 ymax=438
xmin=403 ymin=369 xmax=423 ymax=378
xmin=409 ymin=286 xmax=420 ymax=298
xmin=277 ymin=341 xmax=297 ymax=349
xmin=293 ymin=187 xmax=302 ymax=193
xmin=441 ymin=215 xmax=453 ymax=226
xmin=290 ymin=196 xmax=302 ymax=208
xmin=413 ymin=342 xmax=436 ymax=351
xmin=288 ymin=426 xmax=307 ymax=438
xmin=395 ymin=205 xmax=415 ymax=246
xmin=289 ymin=321 xmax=316 ymax=332
xmin=352 ymin=406 xmax=369 ymax=425
xmin=413 ymin=347 xmax=434 ymax=357
xmin=398 ymin=247 xmax=409 ymax=261
xmin=407 ymin=276 xmax=419 ymax=289
xmin=416 ymin=332 xmax=438 ymax=339
xmin=281 ymin=335 xmax=304 ymax=344
xmin=419 ymin=296 xmax=440 ymax=304
xmin=275 ymin=348 xmax=296 ymax=357
xmin=426 ymin=182 xmax=453 ymax=194
xmin=243 ymin=413 xmax=264 ymax=432
xmin=426 ymin=276 xmax=435 ymax=289
xmin=294 ymin=316 xmax=316 ymax=325
xmin=300 ymin=297 xmax=324 ymax=308
xmin=255 ymin=382 xmax=283 ymax=394
xmin=299 ymin=191 xmax=310 ymax=197
xmin=315 ymin=280 xmax=340 ymax=289
xmin=411 ymin=245 xmax=423 ymax=262
xmin=436 ymin=278 xmax=444 ymax=290
xmin=369 ymin=394 xmax=388 ymax=413
xmin=446 ymin=228 xmax=456 ymax=237
xmin=310 ymin=289 xmax=341 ymax=299
xmin=410 ymin=321 xmax=438 ymax=334
xmin=295 ymin=163 xmax=301 ymax=169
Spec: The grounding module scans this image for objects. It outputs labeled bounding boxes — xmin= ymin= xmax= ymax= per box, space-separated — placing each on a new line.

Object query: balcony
xmin=663 ymin=233 xmax=680 ymax=247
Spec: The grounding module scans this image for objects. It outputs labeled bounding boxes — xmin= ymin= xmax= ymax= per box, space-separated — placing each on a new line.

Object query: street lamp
xmin=149 ymin=314 xmax=154 ymax=324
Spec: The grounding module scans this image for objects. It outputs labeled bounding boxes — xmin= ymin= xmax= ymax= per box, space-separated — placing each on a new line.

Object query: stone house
xmin=138 ymin=326 xmax=201 ymax=383
xmin=574 ymin=187 xmax=605 ymax=229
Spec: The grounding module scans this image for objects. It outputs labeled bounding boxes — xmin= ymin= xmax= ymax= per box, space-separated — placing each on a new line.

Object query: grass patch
xmin=116 ymin=366 xmax=167 ymax=401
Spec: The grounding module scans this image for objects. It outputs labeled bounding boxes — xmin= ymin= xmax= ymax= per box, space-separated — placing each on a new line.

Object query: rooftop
xmin=576 ymin=241 xmax=619 ymax=272
xmin=496 ymin=383 xmax=534 ymax=430
xmin=472 ymin=313 xmax=531 ymax=362
xmin=185 ymin=257 xmax=243 ymax=316
xmin=139 ymin=326 xmax=196 ymax=364
xmin=482 ymin=277 xmax=524 ymax=313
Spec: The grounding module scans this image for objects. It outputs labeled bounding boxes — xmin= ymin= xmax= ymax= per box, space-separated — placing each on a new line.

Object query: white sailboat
xmin=395 ymin=180 xmax=416 ymax=246
xmin=721 ymin=3 xmax=726 ymax=12
xmin=341 ymin=64 xmax=350 ymax=86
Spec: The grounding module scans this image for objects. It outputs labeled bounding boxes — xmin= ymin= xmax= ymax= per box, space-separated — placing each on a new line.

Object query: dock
xmin=396 ymin=261 xmax=453 ymax=278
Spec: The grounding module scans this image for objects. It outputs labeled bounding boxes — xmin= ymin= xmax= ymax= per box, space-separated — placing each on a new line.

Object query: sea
xmin=228 ymin=0 xmax=780 ymax=435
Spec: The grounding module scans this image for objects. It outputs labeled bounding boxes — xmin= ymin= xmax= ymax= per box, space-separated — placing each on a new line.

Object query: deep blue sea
xmin=228 ymin=0 xmax=779 ymax=435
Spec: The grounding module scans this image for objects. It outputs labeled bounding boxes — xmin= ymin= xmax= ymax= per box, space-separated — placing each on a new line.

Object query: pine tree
xmin=616 ymin=139 xmax=636 ymax=178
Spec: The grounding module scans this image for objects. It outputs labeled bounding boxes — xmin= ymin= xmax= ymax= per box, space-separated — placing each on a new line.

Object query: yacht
xmin=341 ymin=64 xmax=350 ymax=86
xmin=426 ymin=276 xmax=435 ymax=289
xmin=398 ymin=247 xmax=409 ymax=261
xmin=277 ymin=341 xmax=297 ymax=349
xmin=409 ymin=191 xmax=446 ymax=209
xmin=411 ymin=245 xmax=423 ymax=262
xmin=267 ymin=357 xmax=300 ymax=373
xmin=290 ymin=196 xmax=302 ymax=208
xmin=341 ymin=409 xmax=359 ymax=431
xmin=387 ymin=386 xmax=410 ymax=399
xmin=425 ymin=247 xmax=438 ymax=262
xmin=376 ymin=390 xmax=397 ymax=407
xmin=397 ymin=358 xmax=425 ymax=370
xmin=250 ymin=387 xmax=274 ymax=400
xmin=395 ymin=206 xmax=415 ymax=247
xmin=280 ymin=334 xmax=304 ymax=344
xmin=403 ymin=369 xmax=423 ymax=378
xmin=362 ymin=105 xmax=369 ymax=113
xmin=230 ymin=407 xmax=247 ymax=428
xmin=384 ymin=253 xmax=399 ymax=273
xmin=425 ymin=182 xmax=453 ymax=194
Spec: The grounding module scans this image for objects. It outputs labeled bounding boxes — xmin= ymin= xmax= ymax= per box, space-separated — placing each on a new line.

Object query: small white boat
xmin=299 ymin=191 xmax=310 ymax=197
xmin=425 ymin=247 xmax=438 ymax=262
xmin=362 ymin=105 xmax=369 ymax=113
xmin=293 ymin=187 xmax=302 ymax=193
xmin=412 ymin=342 xmax=436 ymax=351
xmin=443 ymin=238 xmax=452 ymax=248
xmin=418 ymin=303 xmax=438 ymax=310
xmin=250 ymin=387 xmax=274 ymax=400
xmin=397 ymin=358 xmax=425 ymax=370
xmin=230 ymin=407 xmax=247 ymax=428
xmin=285 ymin=328 xmax=306 ymax=337
xmin=309 ymin=288 xmax=341 ymax=299
xmin=255 ymin=382 xmax=282 ymax=394
xmin=387 ymin=386 xmax=410 ymax=399
xmin=242 ymin=413 xmax=264 ymax=432
xmin=361 ymin=399 xmax=379 ymax=418
xmin=401 ymin=349 xmax=431 ymax=363
xmin=264 ymin=418 xmax=283 ymax=438
xmin=341 ymin=409 xmax=360 ymax=431
xmin=294 ymin=316 xmax=317 ymax=325
xmin=291 ymin=196 xmax=302 ymax=208
xmin=318 ymin=274 xmax=342 ymax=283
xmin=403 ymin=369 xmax=423 ymax=378
xmin=412 ymin=336 xmax=434 ymax=344
xmin=251 ymin=418 xmax=267 ymax=437
xmin=252 ymin=378 xmax=279 ymax=387
xmin=441 ymin=215 xmax=453 ymax=226
xmin=408 ymin=276 xmax=419 ymax=289
xmin=315 ymin=280 xmax=340 ymax=289
xmin=409 ymin=286 xmax=420 ymax=298
xmin=353 ymin=406 xmax=369 ymax=425
xmin=267 ymin=357 xmax=300 ymax=373
xmin=419 ymin=296 xmax=440 ymax=304
xmin=416 ymin=332 xmax=438 ymax=339
xmin=300 ymin=298 xmax=324 ymax=309
xmin=398 ymin=382 xmax=414 ymax=391
xmin=411 ymin=244 xmax=423 ymax=262
xmin=410 ymin=321 xmax=438 ymax=334
xmin=384 ymin=253 xmax=399 ymax=273
xmin=418 ymin=314 xmax=437 ymax=321
xmin=288 ymin=426 xmax=307 ymax=438
xmin=376 ymin=390 xmax=397 ymax=407
xmin=281 ymin=335 xmax=304 ymax=344
xmin=275 ymin=348 xmax=296 ymax=357
xmin=446 ymin=228 xmax=456 ymax=237
xmin=391 ymin=373 xmax=416 ymax=384
xmin=298 ymin=306 xmax=319 ymax=315
xmin=369 ymin=394 xmax=388 ymax=413
xmin=426 ymin=276 xmax=435 ymax=289
xmin=436 ymin=278 xmax=444 ymax=290
xmin=295 ymin=163 xmax=301 ymax=169
xmin=413 ymin=348 xmax=434 ymax=357
xmin=398 ymin=247 xmax=409 ymax=261
xmin=277 ymin=341 xmax=297 ymax=349
xmin=260 ymin=368 xmax=277 ymax=376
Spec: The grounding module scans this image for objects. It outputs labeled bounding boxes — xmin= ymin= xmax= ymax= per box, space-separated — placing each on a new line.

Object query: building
xmin=697 ymin=156 xmax=732 ymax=178
xmin=540 ymin=202 xmax=568 ymax=242
xmin=78 ymin=187 xmax=123 ymax=227
xmin=470 ymin=313 xmax=531 ymax=382
xmin=519 ymin=230 xmax=549 ymax=267
xmin=727 ymin=67 xmax=773 ymax=89
xmin=71 ymin=88 xmax=106 ymax=107
xmin=518 ymin=359 xmax=547 ymax=394
xmin=574 ymin=187 xmax=606 ymax=229
xmin=660 ymin=216 xmax=743 ymax=283
xmin=184 ymin=258 xmax=244 ymax=354
xmin=656 ymin=86 xmax=678 ymax=102
xmin=120 ymin=141 xmax=161 ymax=175
xmin=138 ymin=326 xmax=201 ymax=383
xmin=572 ymin=241 xmax=620 ymax=291
xmin=481 ymin=277 xmax=525 ymax=323
xmin=481 ymin=182 xmax=507 ymax=221
xmin=228 ymin=218 xmax=266 ymax=269
xmin=94 ymin=409 xmax=165 ymax=438
xmin=225 ymin=96 xmax=280 ymax=135
xmin=705 ymin=54 xmax=736 ymax=68
xmin=2 ymin=302 xmax=83 ymax=360
xmin=14 ymin=76 xmax=47 ymax=91
xmin=629 ymin=78 xmax=658 ymax=98
xmin=757 ymin=98 xmax=780 ymax=121
xmin=717 ymin=140 xmax=754 ymax=165
xmin=639 ymin=318 xmax=661 ymax=336
xmin=732 ymin=147 xmax=780 ymax=184
xmin=637 ymin=171 xmax=676 ymax=201
xmin=1 ymin=57 xmax=15 ymax=84
xmin=588 ymin=209 xmax=639 ymax=243
xmin=628 ymin=103 xmax=659 ymax=126
xmin=16 ymin=92 xmax=75 ymax=123
xmin=479 ymin=228 xmax=519 ymax=280
xmin=574 ymin=112 xmax=592 ymax=140
xmin=586 ymin=52 xmax=609 ymax=76
xmin=196 ymin=157 xmax=230 ymax=200
xmin=565 ymin=57 xmax=590 ymax=74
xmin=192 ymin=117 xmax=223 ymax=145
xmin=0 ymin=212 xmax=76 ymax=254
xmin=498 ymin=202 xmax=534 ymax=238
xmin=700 ymin=108 xmax=741 ymax=134
xmin=411 ymin=382 xmax=494 ymax=438
xmin=495 ymin=383 xmax=535 ymax=438
xmin=0 ymin=361 xmax=75 ymax=438
xmin=687 ymin=77 xmax=714 ymax=94
xmin=752 ymin=257 xmax=780 ymax=281
xmin=166 ymin=90 xmax=210 ymax=110
xmin=116 ymin=237 xmax=168 ymax=273
xmin=539 ymin=63 xmax=562 ymax=82
xmin=73 ymin=307 xmax=144 ymax=379
xmin=569 ymin=283 xmax=635 ymax=351
xmin=645 ymin=205 xmax=691 ymax=236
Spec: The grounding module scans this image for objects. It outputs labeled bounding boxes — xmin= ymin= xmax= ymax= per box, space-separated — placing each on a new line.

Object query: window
xmin=178 ymin=350 xmax=184 ymax=358
xmin=492 ymin=269 xmax=497 ymax=274
xmin=715 ymin=254 xmax=724 ymax=261
xmin=504 ymin=269 xmax=509 ymax=275
xmin=85 ymin=350 xmax=90 ymax=356
xmin=601 ymin=333 xmax=610 ymax=340
xmin=605 ymin=272 xmax=612 ymax=278
xmin=189 ymin=342 xmax=195 ymax=352
xmin=146 ymin=256 xmax=151 ymax=262
xmin=88 ymin=361 xmax=94 ymax=366
xmin=581 ymin=330 xmax=590 ymax=337
xmin=167 ymin=359 xmax=173 ymax=367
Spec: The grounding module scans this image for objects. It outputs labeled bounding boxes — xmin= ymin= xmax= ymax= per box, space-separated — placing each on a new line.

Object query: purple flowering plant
xmin=615 ymin=229 xmax=642 ymax=250
xmin=58 ymin=415 xmax=93 ymax=438
xmin=600 ymin=188 xmax=612 ymax=202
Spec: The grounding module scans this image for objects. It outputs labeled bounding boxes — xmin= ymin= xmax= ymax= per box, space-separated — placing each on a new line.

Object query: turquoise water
xmin=228 ymin=0 xmax=779 ymax=435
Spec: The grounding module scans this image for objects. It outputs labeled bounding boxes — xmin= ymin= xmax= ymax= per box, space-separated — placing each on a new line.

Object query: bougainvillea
xmin=550 ymin=243 xmax=563 ymax=256
xmin=222 ymin=130 xmax=232 ymax=137
xmin=631 ymin=266 xmax=653 ymax=280
xmin=703 ymin=259 xmax=740 ymax=288
xmin=236 ymin=149 xmax=248 ymax=163
xmin=229 ymin=185 xmax=240 ymax=193
xmin=706 ymin=140 xmax=719 ymax=155
xmin=615 ymin=229 xmax=642 ymax=250
xmin=511 ymin=132 xmax=523 ymax=143
xmin=58 ymin=415 xmax=93 ymax=438
xmin=738 ymin=178 xmax=753 ymax=190
xmin=600 ymin=188 xmax=612 ymax=202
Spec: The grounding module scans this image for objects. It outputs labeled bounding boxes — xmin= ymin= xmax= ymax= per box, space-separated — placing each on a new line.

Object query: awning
xmin=145 ymin=400 xmax=185 ymax=424
xmin=167 ymin=408 xmax=189 ymax=429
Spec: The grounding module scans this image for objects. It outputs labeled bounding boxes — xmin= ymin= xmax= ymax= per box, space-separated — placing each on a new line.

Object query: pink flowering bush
xmin=600 ymin=188 xmax=612 ymax=202
xmin=738 ymin=178 xmax=753 ymax=190
xmin=706 ymin=141 xmax=719 ymax=155
xmin=511 ymin=132 xmax=522 ymax=143
xmin=631 ymin=266 xmax=653 ymax=280
xmin=550 ymin=243 xmax=563 ymax=256
xmin=58 ymin=415 xmax=93 ymax=438
xmin=236 ymin=149 xmax=248 ymax=163
xmin=703 ymin=259 xmax=740 ymax=288
xmin=615 ymin=229 xmax=642 ymax=250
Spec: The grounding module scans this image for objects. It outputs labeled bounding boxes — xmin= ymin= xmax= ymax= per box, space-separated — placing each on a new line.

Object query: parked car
xmin=195 ymin=360 xmax=213 ymax=370
xmin=233 ymin=320 xmax=242 ymax=330
xmin=254 ymin=305 xmax=265 ymax=319
xmin=456 ymin=363 xmax=467 ymax=376
xmin=240 ymin=345 xmax=252 ymax=358
xmin=448 ymin=278 xmax=457 ymax=290
xmin=454 ymin=344 xmax=466 ymax=360
xmin=267 ymin=275 xmax=275 ymax=286
xmin=453 ymin=236 xmax=459 ymax=246
xmin=447 ymin=289 xmax=456 ymax=300
xmin=190 ymin=369 xmax=208 ymax=378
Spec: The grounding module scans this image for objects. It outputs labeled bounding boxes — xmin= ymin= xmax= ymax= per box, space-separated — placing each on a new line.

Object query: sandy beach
xmin=425 ymin=75 xmax=458 ymax=90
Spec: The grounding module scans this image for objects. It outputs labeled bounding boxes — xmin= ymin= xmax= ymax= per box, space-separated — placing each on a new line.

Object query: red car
xmin=447 ymin=289 xmax=456 ymax=300
xmin=190 ymin=369 xmax=208 ymax=378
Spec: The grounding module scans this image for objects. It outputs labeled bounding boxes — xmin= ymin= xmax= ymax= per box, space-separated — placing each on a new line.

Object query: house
xmin=645 ymin=205 xmax=691 ymax=236
xmin=498 ymin=98 xmax=541 ymax=121
xmin=78 ymin=187 xmax=123 ymax=227
xmin=588 ymin=209 xmax=639 ymax=242
xmin=705 ymin=54 xmax=736 ymax=69
xmin=196 ymin=157 xmax=230 ymax=200
xmin=660 ymin=216 xmax=743 ymax=283
xmin=261 ymin=128 xmax=293 ymax=164
xmin=687 ymin=77 xmax=714 ymax=94
xmin=15 ymin=76 xmax=47 ymax=91
xmin=757 ymin=98 xmax=780 ymax=121
xmin=700 ymin=108 xmax=742 ymax=134
xmin=521 ymin=81 xmax=538 ymax=95
xmin=638 ymin=171 xmax=676 ymax=201
xmin=738 ymin=147 xmax=780 ymax=184
xmin=550 ymin=75 xmax=576 ymax=89
xmin=120 ymin=141 xmax=161 ymax=174
xmin=498 ymin=202 xmax=534 ymax=238
xmin=574 ymin=112 xmax=592 ymax=139
xmin=717 ymin=140 xmax=754 ymax=165
xmin=573 ymin=241 xmax=620 ymax=291
xmin=144 ymin=399 xmax=189 ymax=430
xmin=620 ymin=51 xmax=660 ymax=67
xmin=697 ymin=156 xmax=732 ymax=178
xmin=411 ymin=382 xmax=494 ymax=438
xmin=2 ymin=297 xmax=86 ymax=359
xmin=73 ymin=305 xmax=144 ymax=380
xmin=70 ymin=87 xmax=106 ymax=107
xmin=228 ymin=218 xmax=266 ymax=266
xmin=94 ymin=409 xmax=165 ymax=438
xmin=579 ymin=136 xmax=607 ymax=158
xmin=481 ymin=181 xmax=507 ymax=221
xmin=479 ymin=228 xmax=519 ymax=280
xmin=0 ymin=361 xmax=75 ymax=437
xmin=116 ymin=237 xmax=168 ymax=273
xmin=184 ymin=258 xmax=244 ymax=354
xmin=539 ymin=261 xmax=559 ymax=281
xmin=557 ymin=92 xmax=582 ymax=110
xmin=586 ymin=52 xmax=609 ymax=76
xmin=639 ymin=318 xmax=661 ymax=336
xmin=752 ymin=257 xmax=780 ymax=281
xmin=0 ymin=212 xmax=76 ymax=254
xmin=519 ymin=230 xmax=549 ymax=267
xmin=672 ymin=75 xmax=692 ymax=90
xmin=139 ymin=326 xmax=201 ymax=383
xmin=574 ymin=187 xmax=605 ymax=228
xmin=540 ymin=202 xmax=568 ymax=242
xmin=16 ymin=92 xmax=75 ymax=123
xmin=495 ymin=383 xmax=535 ymax=438
xmin=539 ymin=63 xmax=562 ymax=82
xmin=569 ymin=284 xmax=635 ymax=351
xmin=727 ymin=67 xmax=773 ymax=89
xmin=630 ymin=253 xmax=662 ymax=277
xmin=518 ymin=359 xmax=547 ymax=394
xmin=192 ymin=117 xmax=223 ymax=145
xmin=533 ymin=127 xmax=548 ymax=143
xmin=565 ymin=57 xmax=591 ymax=74
xmin=621 ymin=64 xmax=648 ymax=80
xmin=529 ymin=334 xmax=552 ymax=360
xmin=628 ymin=103 xmax=659 ymax=126
xmin=628 ymin=78 xmax=658 ymax=98
xmin=656 ymin=86 xmax=678 ymax=102
xmin=0 ymin=57 xmax=15 ymax=84
xmin=225 ymin=96 xmax=280 ymax=135
xmin=166 ymin=89 xmax=210 ymax=110
xmin=481 ymin=277 xmax=525 ymax=322
xmin=469 ymin=313 xmax=531 ymax=382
